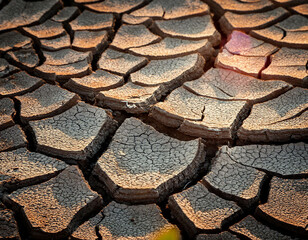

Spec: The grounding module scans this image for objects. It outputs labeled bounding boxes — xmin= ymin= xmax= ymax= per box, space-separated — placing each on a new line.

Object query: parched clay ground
xmin=0 ymin=0 xmax=307 ymax=239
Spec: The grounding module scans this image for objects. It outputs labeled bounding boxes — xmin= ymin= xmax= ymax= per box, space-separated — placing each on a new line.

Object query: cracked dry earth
xmin=0 ymin=0 xmax=307 ymax=240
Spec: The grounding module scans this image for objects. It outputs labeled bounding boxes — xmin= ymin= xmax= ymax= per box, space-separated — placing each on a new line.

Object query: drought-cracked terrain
xmin=0 ymin=0 xmax=307 ymax=239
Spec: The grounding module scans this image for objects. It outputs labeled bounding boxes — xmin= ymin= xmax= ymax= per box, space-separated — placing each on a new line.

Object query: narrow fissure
xmin=257 ymin=55 xmax=271 ymax=79
xmin=231 ymin=102 xmax=252 ymax=144
xmin=90 ymin=13 xmax=122 ymax=72
xmin=11 ymin=98 xmax=37 ymax=152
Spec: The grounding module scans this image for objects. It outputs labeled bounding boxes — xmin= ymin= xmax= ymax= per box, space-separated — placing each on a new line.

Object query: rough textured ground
xmin=0 ymin=0 xmax=307 ymax=239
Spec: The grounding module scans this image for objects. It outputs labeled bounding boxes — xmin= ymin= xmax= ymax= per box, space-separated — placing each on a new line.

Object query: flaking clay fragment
xmin=219 ymin=7 xmax=289 ymax=35
xmin=222 ymin=143 xmax=308 ymax=177
xmin=0 ymin=148 xmax=68 ymax=192
xmin=111 ymin=24 xmax=161 ymax=50
xmin=16 ymin=84 xmax=80 ymax=123
xmin=0 ymin=98 xmax=15 ymax=130
xmin=70 ymin=10 xmax=114 ymax=31
xmin=98 ymin=202 xmax=179 ymax=240
xmin=224 ymin=31 xmax=278 ymax=57
xmin=129 ymin=37 xmax=214 ymax=60
xmin=151 ymin=87 xmax=249 ymax=139
xmin=98 ymin=48 xmax=148 ymax=76
xmin=85 ymin=0 xmax=145 ymax=14
xmin=261 ymin=47 xmax=308 ymax=86
xmin=238 ymin=88 xmax=308 ymax=143
xmin=204 ymin=0 xmax=274 ymax=15
xmin=3 ymin=166 xmax=103 ymax=239
xmin=0 ymin=31 xmax=31 ymax=52
xmin=152 ymin=15 xmax=221 ymax=45
xmin=7 ymin=45 xmax=40 ymax=69
xmin=183 ymin=67 xmax=291 ymax=103
xmin=41 ymin=34 xmax=71 ymax=51
xmin=35 ymin=49 xmax=93 ymax=81
xmin=215 ymin=49 xmax=266 ymax=78
xmin=0 ymin=125 xmax=27 ymax=153
xmin=203 ymin=148 xmax=267 ymax=208
xmin=52 ymin=6 xmax=80 ymax=22
xmin=131 ymin=0 xmax=209 ymax=19
xmin=96 ymin=82 xmax=164 ymax=114
xmin=169 ymin=182 xmax=243 ymax=234
xmin=92 ymin=117 xmax=206 ymax=203
xmin=292 ymin=4 xmax=308 ymax=16
xmin=23 ymin=20 xmax=66 ymax=39
xmin=29 ymin=102 xmax=117 ymax=162
xmin=130 ymin=54 xmax=205 ymax=87
xmin=256 ymin=177 xmax=308 ymax=237
xmin=230 ymin=215 xmax=294 ymax=240
xmin=251 ymin=15 xmax=308 ymax=49
xmin=0 ymin=72 xmax=43 ymax=97
xmin=0 ymin=0 xmax=61 ymax=31
xmin=64 ymin=70 xmax=124 ymax=101
xmin=72 ymin=30 xmax=108 ymax=53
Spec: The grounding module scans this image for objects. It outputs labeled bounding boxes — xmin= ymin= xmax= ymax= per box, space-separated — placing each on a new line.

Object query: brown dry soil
xmin=0 ymin=0 xmax=307 ymax=240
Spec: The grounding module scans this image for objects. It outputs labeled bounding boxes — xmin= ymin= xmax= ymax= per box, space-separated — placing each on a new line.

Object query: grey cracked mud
xmin=0 ymin=0 xmax=307 ymax=239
